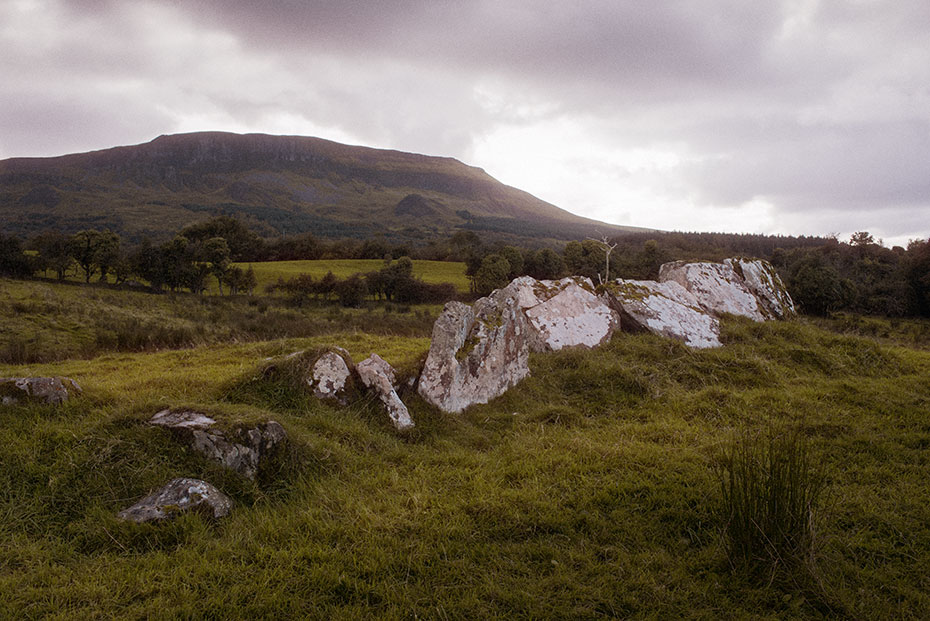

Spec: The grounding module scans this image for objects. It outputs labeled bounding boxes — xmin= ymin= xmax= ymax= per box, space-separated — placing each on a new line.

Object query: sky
xmin=2 ymin=0 xmax=929 ymax=247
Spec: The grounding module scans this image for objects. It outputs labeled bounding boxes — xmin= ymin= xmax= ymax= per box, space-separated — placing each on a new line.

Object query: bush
xmin=717 ymin=426 xmax=826 ymax=576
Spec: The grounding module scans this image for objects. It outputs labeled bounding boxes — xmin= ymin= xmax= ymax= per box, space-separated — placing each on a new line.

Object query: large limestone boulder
xmin=0 ymin=377 xmax=82 ymax=405
xmin=149 ymin=409 xmax=287 ymax=481
xmin=307 ymin=348 xmax=355 ymax=403
xmin=117 ymin=478 xmax=233 ymax=523
xmin=520 ymin=277 xmax=620 ymax=352
xmin=418 ymin=284 xmax=531 ymax=414
xmin=724 ymin=258 xmax=796 ymax=318
xmin=356 ymin=354 xmax=414 ymax=431
xmin=602 ymin=279 xmax=722 ymax=348
xmin=658 ymin=261 xmax=766 ymax=321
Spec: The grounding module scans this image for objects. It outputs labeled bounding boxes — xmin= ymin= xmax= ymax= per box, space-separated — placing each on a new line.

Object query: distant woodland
xmin=3 ymin=216 xmax=930 ymax=317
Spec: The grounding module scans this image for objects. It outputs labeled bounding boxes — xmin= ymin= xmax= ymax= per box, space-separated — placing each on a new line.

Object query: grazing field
xmin=2 ymin=283 xmax=929 ymax=618
xmin=233 ymin=259 xmax=470 ymax=293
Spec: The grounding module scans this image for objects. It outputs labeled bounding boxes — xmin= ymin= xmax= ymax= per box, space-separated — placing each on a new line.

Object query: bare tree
xmin=586 ymin=235 xmax=618 ymax=285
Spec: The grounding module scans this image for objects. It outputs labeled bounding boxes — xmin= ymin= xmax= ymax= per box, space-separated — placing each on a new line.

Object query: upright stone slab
xmin=659 ymin=261 xmax=765 ymax=321
xmin=117 ymin=478 xmax=233 ymax=523
xmin=523 ymin=277 xmax=620 ymax=351
xmin=356 ymin=354 xmax=414 ymax=431
xmin=418 ymin=285 xmax=531 ymax=414
xmin=0 ymin=377 xmax=82 ymax=405
xmin=724 ymin=258 xmax=796 ymax=318
xmin=308 ymin=348 xmax=355 ymax=403
xmin=602 ymin=279 xmax=722 ymax=348
xmin=149 ymin=409 xmax=287 ymax=481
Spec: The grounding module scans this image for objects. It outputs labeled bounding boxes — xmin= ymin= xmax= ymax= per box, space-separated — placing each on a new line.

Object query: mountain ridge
xmin=0 ymin=131 xmax=648 ymax=243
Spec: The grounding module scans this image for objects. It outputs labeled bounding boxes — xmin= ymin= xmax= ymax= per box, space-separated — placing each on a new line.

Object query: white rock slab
xmin=117 ymin=478 xmax=233 ymax=523
xmin=524 ymin=278 xmax=620 ymax=351
xmin=659 ymin=261 xmax=765 ymax=321
xmin=357 ymin=354 xmax=414 ymax=431
xmin=724 ymin=258 xmax=796 ymax=318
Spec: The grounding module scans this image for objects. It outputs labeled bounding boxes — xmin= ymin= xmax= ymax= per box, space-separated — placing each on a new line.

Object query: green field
xmin=235 ymin=259 xmax=470 ymax=293
xmin=2 ymin=277 xmax=930 ymax=618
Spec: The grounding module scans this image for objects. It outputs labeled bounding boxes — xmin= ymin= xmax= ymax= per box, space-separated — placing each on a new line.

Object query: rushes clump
xmin=718 ymin=426 xmax=827 ymax=577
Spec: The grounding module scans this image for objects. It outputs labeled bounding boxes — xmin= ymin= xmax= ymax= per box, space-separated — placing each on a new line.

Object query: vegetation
xmin=1 ymin=293 xmax=929 ymax=617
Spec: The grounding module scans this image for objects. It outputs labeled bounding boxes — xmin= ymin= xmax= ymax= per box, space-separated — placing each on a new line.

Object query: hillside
xmin=0 ymin=132 xmax=644 ymax=243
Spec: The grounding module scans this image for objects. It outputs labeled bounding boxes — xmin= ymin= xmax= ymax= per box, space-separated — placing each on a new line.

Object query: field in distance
xmin=233 ymin=259 xmax=470 ymax=293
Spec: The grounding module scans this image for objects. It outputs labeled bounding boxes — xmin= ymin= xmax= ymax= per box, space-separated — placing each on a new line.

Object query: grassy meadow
xmin=1 ymin=277 xmax=930 ymax=618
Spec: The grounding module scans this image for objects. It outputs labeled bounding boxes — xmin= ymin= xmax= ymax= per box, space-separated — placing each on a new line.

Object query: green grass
xmin=1 ymin=309 xmax=930 ymax=618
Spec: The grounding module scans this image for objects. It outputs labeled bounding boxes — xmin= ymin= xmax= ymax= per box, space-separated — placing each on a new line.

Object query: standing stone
xmin=308 ymin=348 xmax=355 ymax=403
xmin=523 ymin=277 xmax=620 ymax=351
xmin=659 ymin=261 xmax=766 ymax=321
xmin=724 ymin=258 xmax=796 ymax=318
xmin=602 ymin=279 xmax=722 ymax=348
xmin=149 ymin=409 xmax=287 ymax=481
xmin=356 ymin=354 xmax=414 ymax=431
xmin=0 ymin=377 xmax=82 ymax=405
xmin=418 ymin=285 xmax=531 ymax=414
xmin=117 ymin=478 xmax=233 ymax=523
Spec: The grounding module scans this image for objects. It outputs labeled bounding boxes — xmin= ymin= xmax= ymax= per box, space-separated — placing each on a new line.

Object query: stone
xmin=308 ymin=349 xmax=354 ymax=403
xmin=117 ymin=478 xmax=233 ymax=523
xmin=523 ymin=277 xmax=620 ymax=351
xmin=602 ymin=279 xmax=722 ymax=348
xmin=659 ymin=260 xmax=766 ymax=321
xmin=418 ymin=285 xmax=531 ymax=414
xmin=149 ymin=409 xmax=287 ymax=480
xmin=356 ymin=354 xmax=414 ymax=431
xmin=0 ymin=376 xmax=82 ymax=405
xmin=724 ymin=258 xmax=796 ymax=318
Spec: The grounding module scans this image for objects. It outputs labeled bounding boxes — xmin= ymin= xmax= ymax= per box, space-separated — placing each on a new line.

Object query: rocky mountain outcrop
xmin=149 ymin=409 xmax=287 ymax=481
xmin=356 ymin=354 xmax=415 ymax=431
xmin=0 ymin=377 xmax=82 ymax=405
xmin=117 ymin=478 xmax=233 ymax=523
xmin=601 ymin=280 xmax=722 ymax=348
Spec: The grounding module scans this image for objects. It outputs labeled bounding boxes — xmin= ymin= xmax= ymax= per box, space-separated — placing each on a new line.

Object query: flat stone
xmin=659 ymin=261 xmax=766 ymax=321
xmin=602 ymin=279 xmax=722 ymax=348
xmin=117 ymin=477 xmax=233 ymax=523
xmin=0 ymin=377 xmax=82 ymax=405
xmin=356 ymin=354 xmax=414 ymax=431
xmin=149 ymin=409 xmax=287 ymax=480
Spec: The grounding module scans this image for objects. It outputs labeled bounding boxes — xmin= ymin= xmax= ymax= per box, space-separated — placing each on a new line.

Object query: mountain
xmin=0 ymin=131 xmax=647 ymax=243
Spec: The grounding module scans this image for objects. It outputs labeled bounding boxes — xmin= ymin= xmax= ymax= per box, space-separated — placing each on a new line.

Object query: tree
xmin=203 ymin=237 xmax=231 ymax=295
xmin=94 ymin=230 xmax=121 ymax=282
xmin=475 ymin=253 xmax=511 ymax=294
xmin=30 ymin=231 xmax=72 ymax=280
xmin=0 ymin=233 xmax=32 ymax=278
xmin=849 ymin=231 xmax=875 ymax=247
xmin=68 ymin=230 xmax=108 ymax=283
xmin=500 ymin=246 xmax=524 ymax=280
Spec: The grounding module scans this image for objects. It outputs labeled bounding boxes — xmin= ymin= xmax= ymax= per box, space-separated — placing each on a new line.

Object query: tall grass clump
xmin=718 ymin=426 xmax=827 ymax=578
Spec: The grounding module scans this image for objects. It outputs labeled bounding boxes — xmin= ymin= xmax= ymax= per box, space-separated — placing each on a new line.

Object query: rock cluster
xmin=0 ymin=376 xmax=82 ymax=405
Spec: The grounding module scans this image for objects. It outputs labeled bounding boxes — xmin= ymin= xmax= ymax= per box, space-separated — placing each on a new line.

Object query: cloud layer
xmin=2 ymin=0 xmax=928 ymax=244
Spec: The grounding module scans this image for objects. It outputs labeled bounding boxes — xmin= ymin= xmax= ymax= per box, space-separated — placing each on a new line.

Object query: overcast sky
xmin=2 ymin=0 xmax=929 ymax=246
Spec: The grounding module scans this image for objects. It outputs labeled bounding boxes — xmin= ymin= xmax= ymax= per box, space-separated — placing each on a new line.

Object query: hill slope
xmin=0 ymin=132 xmax=645 ymax=243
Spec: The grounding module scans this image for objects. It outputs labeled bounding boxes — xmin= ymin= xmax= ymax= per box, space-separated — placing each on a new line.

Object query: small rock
xmin=149 ymin=409 xmax=287 ymax=480
xmin=0 ymin=377 xmax=82 ymax=405
xmin=602 ymin=279 xmax=722 ymax=348
xmin=308 ymin=349 xmax=354 ymax=403
xmin=356 ymin=354 xmax=414 ymax=431
xmin=117 ymin=478 xmax=233 ymax=523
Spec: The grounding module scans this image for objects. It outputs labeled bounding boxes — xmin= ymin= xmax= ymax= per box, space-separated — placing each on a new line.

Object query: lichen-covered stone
xmin=149 ymin=409 xmax=287 ymax=480
xmin=602 ymin=279 xmax=722 ymax=348
xmin=0 ymin=376 xmax=82 ymax=405
xmin=659 ymin=261 xmax=765 ymax=321
xmin=523 ymin=277 xmax=620 ymax=351
xmin=308 ymin=348 xmax=354 ymax=403
xmin=117 ymin=478 xmax=233 ymax=523
xmin=356 ymin=354 xmax=414 ymax=431
xmin=418 ymin=286 xmax=531 ymax=414
xmin=724 ymin=257 xmax=796 ymax=318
